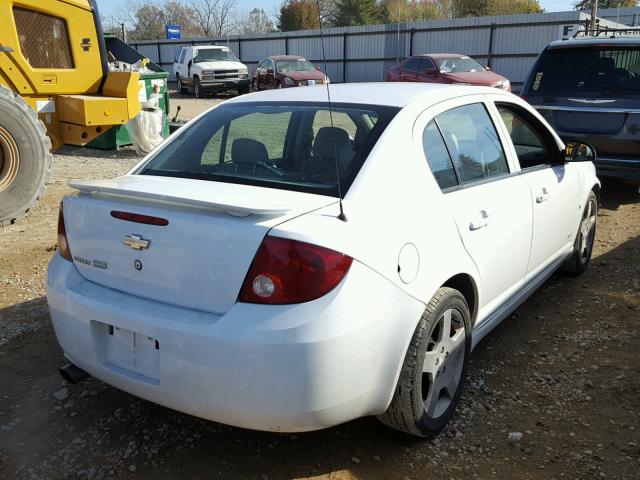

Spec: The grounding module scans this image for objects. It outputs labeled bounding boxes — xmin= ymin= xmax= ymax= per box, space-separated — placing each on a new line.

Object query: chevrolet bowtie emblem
xmin=123 ymin=234 xmax=150 ymax=250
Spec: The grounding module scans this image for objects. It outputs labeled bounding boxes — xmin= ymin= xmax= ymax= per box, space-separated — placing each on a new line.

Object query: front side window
xmin=497 ymin=104 xmax=555 ymax=169
xmin=179 ymin=49 xmax=187 ymax=63
xmin=139 ymin=102 xmax=399 ymax=196
xmin=436 ymin=103 xmax=509 ymax=184
xmin=13 ymin=7 xmax=74 ymax=69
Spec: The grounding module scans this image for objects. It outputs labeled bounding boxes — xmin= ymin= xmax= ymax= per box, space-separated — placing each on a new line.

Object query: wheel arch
xmin=442 ymin=273 xmax=478 ymax=327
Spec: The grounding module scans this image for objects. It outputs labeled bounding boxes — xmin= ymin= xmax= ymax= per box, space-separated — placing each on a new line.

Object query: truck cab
xmin=173 ymin=45 xmax=249 ymax=98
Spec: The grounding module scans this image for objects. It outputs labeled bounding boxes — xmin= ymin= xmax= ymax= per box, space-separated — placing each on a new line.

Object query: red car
xmin=251 ymin=55 xmax=330 ymax=90
xmin=386 ymin=53 xmax=511 ymax=91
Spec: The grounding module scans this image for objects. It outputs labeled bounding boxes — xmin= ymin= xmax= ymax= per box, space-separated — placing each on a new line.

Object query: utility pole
xmin=590 ymin=0 xmax=599 ymax=32
xmin=121 ymin=23 xmax=126 ymax=43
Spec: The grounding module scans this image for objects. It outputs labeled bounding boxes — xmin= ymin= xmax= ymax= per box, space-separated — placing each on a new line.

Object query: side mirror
xmin=316 ymin=66 xmax=321 ymax=71
xmin=485 ymin=66 xmax=491 ymax=71
xmin=267 ymin=67 xmax=274 ymax=74
xmin=425 ymin=68 xmax=438 ymax=75
xmin=564 ymin=141 xmax=596 ymax=162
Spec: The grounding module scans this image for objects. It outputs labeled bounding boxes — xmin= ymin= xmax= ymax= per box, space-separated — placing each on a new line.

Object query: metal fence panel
xmin=127 ymin=11 xmax=627 ymax=86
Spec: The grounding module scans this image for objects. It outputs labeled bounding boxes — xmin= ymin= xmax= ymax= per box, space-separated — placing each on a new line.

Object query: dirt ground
xmin=0 ymin=91 xmax=639 ymax=480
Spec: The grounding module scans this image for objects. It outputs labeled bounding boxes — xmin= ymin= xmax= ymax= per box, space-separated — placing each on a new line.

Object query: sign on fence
xmin=166 ymin=25 xmax=181 ymax=40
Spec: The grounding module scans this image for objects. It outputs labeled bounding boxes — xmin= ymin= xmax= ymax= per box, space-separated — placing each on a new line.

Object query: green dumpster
xmin=88 ymin=35 xmax=170 ymax=150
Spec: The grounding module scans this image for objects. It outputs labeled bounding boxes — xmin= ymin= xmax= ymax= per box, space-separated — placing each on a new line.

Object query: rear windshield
xmin=138 ymin=102 xmax=399 ymax=196
xmin=530 ymin=46 xmax=640 ymax=96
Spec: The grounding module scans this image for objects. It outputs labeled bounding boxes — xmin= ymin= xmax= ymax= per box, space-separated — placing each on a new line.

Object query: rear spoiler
xmin=70 ymin=176 xmax=293 ymax=217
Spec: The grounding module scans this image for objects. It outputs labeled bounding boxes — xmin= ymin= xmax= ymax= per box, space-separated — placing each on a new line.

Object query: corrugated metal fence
xmin=128 ymin=11 xmax=622 ymax=86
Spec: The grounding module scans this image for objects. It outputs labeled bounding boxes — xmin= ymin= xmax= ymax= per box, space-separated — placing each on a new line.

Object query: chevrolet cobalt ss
xmin=48 ymin=84 xmax=599 ymax=437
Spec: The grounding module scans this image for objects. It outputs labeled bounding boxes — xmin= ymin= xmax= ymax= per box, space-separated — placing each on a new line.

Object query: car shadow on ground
xmin=598 ymin=178 xmax=639 ymax=210
xmin=0 ymin=234 xmax=638 ymax=478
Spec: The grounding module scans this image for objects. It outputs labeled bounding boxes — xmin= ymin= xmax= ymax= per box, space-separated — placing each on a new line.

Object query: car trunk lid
xmin=63 ymin=175 xmax=336 ymax=314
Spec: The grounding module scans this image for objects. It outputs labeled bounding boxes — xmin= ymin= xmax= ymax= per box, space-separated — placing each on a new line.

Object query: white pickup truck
xmin=173 ymin=45 xmax=249 ymax=98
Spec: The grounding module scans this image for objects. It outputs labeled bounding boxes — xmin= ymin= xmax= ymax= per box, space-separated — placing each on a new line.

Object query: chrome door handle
xmin=469 ymin=210 xmax=490 ymax=231
xmin=536 ymin=187 xmax=549 ymax=203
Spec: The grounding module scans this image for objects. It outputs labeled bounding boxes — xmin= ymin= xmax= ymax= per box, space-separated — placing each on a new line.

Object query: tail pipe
xmin=59 ymin=363 xmax=89 ymax=384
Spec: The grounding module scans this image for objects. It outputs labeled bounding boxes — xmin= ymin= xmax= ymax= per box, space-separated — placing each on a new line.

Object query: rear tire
xmin=378 ymin=287 xmax=471 ymax=438
xmin=0 ymin=85 xmax=52 ymax=226
xmin=561 ymin=190 xmax=597 ymax=275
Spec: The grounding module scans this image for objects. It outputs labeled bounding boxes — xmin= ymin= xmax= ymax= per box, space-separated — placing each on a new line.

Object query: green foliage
xmin=453 ymin=0 xmax=543 ymax=16
xmin=278 ymin=0 xmax=321 ymax=31
xmin=574 ymin=0 xmax=637 ymax=9
xmin=333 ymin=0 xmax=381 ymax=26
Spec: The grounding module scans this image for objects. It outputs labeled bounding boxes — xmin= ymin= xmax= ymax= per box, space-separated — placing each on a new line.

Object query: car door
xmin=489 ymin=98 xmax=580 ymax=281
xmin=255 ymin=60 xmax=265 ymax=89
xmin=418 ymin=97 xmax=533 ymax=319
xmin=266 ymin=59 xmax=276 ymax=89
xmin=176 ymin=47 xmax=187 ymax=78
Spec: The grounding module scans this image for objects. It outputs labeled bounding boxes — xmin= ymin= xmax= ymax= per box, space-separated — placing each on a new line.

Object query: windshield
xmin=138 ymin=102 xmax=399 ymax=196
xmin=437 ymin=57 xmax=485 ymax=73
xmin=194 ymin=48 xmax=236 ymax=63
xmin=530 ymin=46 xmax=640 ymax=96
xmin=277 ymin=59 xmax=316 ymax=73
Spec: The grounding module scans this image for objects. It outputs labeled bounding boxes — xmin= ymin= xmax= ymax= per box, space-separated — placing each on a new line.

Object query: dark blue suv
xmin=521 ymin=34 xmax=640 ymax=185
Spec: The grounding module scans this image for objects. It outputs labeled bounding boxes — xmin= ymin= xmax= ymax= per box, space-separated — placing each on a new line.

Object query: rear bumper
xmin=46 ymin=254 xmax=423 ymax=432
xmin=200 ymin=79 xmax=249 ymax=90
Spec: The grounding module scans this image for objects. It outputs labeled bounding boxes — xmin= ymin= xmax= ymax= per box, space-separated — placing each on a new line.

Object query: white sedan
xmin=47 ymin=83 xmax=599 ymax=437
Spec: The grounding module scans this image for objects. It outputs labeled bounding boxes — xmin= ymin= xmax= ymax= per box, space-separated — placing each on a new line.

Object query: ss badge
xmin=134 ymin=259 xmax=143 ymax=271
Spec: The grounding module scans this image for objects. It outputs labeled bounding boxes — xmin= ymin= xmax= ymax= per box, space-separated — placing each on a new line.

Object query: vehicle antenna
xmin=315 ymin=0 xmax=347 ymax=222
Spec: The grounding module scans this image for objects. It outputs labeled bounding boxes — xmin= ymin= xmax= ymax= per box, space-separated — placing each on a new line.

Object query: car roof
xmin=414 ymin=53 xmax=468 ymax=59
xmin=270 ymin=55 xmax=305 ymax=61
xmin=193 ymin=45 xmax=228 ymax=49
xmin=548 ymin=37 xmax=640 ymax=49
xmin=228 ymin=82 xmax=510 ymax=108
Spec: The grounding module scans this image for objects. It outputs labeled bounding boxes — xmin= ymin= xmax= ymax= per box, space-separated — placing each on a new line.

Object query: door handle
xmin=536 ymin=187 xmax=549 ymax=203
xmin=469 ymin=210 xmax=490 ymax=231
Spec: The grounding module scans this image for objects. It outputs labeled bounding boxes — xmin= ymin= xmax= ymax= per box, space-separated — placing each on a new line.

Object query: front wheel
xmin=176 ymin=75 xmax=187 ymax=94
xmin=562 ymin=190 xmax=597 ymax=274
xmin=378 ymin=287 xmax=471 ymax=438
xmin=194 ymin=77 xmax=203 ymax=99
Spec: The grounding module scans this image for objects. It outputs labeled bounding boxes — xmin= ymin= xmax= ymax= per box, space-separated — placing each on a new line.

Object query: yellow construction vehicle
xmin=0 ymin=0 xmax=141 ymax=225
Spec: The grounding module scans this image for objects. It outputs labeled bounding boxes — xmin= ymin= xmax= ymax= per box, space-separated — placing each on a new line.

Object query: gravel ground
xmin=0 ymin=92 xmax=639 ymax=479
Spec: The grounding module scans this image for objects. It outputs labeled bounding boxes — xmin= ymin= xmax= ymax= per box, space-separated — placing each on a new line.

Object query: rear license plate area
xmin=92 ymin=321 xmax=160 ymax=383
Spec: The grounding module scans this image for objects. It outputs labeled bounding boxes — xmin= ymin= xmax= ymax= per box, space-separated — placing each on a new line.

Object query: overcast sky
xmin=96 ymin=0 xmax=577 ymax=24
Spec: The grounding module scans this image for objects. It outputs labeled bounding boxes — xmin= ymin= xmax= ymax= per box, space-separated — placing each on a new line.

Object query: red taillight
xmin=111 ymin=210 xmax=169 ymax=226
xmin=57 ymin=202 xmax=72 ymax=262
xmin=239 ymin=237 xmax=353 ymax=305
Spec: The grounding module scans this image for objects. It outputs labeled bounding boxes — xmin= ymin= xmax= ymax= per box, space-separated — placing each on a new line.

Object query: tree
xmin=278 ymin=0 xmax=321 ymax=31
xmin=333 ymin=0 xmax=381 ymax=26
xmin=452 ymin=0 xmax=542 ymax=16
xmin=379 ymin=0 xmax=446 ymax=23
xmin=163 ymin=1 xmax=200 ymax=37
xmin=575 ymin=0 xmax=637 ymax=9
xmin=240 ymin=8 xmax=275 ymax=33
xmin=190 ymin=0 xmax=237 ymax=36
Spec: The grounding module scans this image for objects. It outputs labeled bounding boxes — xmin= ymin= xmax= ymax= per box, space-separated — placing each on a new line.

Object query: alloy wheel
xmin=578 ymin=196 xmax=597 ymax=264
xmin=421 ymin=308 xmax=466 ymax=419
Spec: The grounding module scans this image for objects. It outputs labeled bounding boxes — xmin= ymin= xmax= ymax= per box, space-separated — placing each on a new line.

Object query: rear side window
xmin=405 ymin=58 xmax=421 ymax=72
xmin=13 ymin=7 xmax=74 ymax=69
xmin=436 ymin=103 xmax=509 ymax=184
xmin=422 ymin=121 xmax=458 ymax=189
xmin=140 ymin=102 xmax=399 ymax=197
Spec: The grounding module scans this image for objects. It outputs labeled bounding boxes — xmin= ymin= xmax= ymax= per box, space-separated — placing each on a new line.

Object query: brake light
xmin=57 ymin=202 xmax=72 ymax=262
xmin=239 ymin=237 xmax=353 ymax=304
xmin=111 ymin=210 xmax=169 ymax=226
